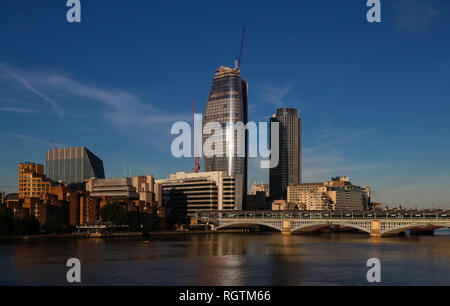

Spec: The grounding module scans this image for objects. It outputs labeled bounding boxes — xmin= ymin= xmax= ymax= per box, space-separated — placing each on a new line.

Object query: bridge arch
xmin=291 ymin=221 xmax=371 ymax=234
xmin=291 ymin=222 xmax=330 ymax=233
xmin=215 ymin=220 xmax=283 ymax=232
xmin=381 ymin=222 xmax=450 ymax=235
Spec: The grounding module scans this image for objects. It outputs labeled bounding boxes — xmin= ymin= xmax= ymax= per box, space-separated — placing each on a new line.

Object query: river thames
xmin=1 ymin=232 xmax=450 ymax=285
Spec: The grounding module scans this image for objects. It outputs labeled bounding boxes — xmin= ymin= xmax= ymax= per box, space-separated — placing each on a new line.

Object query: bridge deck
xmin=191 ymin=210 xmax=450 ymax=236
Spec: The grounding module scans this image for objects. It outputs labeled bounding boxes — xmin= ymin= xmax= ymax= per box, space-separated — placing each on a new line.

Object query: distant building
xmin=132 ymin=175 xmax=162 ymax=203
xmin=250 ymin=182 xmax=269 ymax=197
xmin=287 ymin=177 xmax=370 ymax=211
xmin=86 ymin=175 xmax=161 ymax=204
xmin=18 ymin=162 xmax=52 ymax=199
xmin=269 ymin=108 xmax=302 ymax=200
xmin=46 ymin=146 xmax=105 ymax=184
xmin=203 ymin=65 xmax=248 ymax=210
xmin=248 ymin=182 xmax=270 ymax=210
xmin=87 ymin=177 xmax=139 ymax=199
xmin=156 ymin=171 xmax=235 ymax=218
xmin=272 ymin=200 xmax=286 ymax=210
xmin=287 ymin=183 xmax=333 ymax=210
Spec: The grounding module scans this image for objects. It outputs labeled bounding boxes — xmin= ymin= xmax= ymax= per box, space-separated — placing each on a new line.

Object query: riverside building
xmin=155 ymin=171 xmax=235 ymax=218
xmin=287 ymin=177 xmax=370 ymax=211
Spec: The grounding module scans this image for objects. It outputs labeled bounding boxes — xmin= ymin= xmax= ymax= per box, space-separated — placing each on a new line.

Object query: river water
xmin=1 ymin=231 xmax=450 ymax=285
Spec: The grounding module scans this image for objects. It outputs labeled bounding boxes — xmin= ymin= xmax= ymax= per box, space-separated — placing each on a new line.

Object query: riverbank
xmin=0 ymin=228 xmax=248 ymax=242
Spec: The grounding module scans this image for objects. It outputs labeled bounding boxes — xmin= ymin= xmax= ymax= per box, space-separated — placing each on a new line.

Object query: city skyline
xmin=1 ymin=1 xmax=450 ymax=208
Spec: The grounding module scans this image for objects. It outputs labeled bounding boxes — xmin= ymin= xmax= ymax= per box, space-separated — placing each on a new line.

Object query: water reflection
xmin=1 ymin=232 xmax=450 ymax=285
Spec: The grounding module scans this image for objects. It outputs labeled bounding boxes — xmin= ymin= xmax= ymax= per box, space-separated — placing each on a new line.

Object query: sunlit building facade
xmin=46 ymin=146 xmax=105 ymax=184
xmin=156 ymin=171 xmax=235 ymax=218
xmin=18 ymin=162 xmax=51 ymax=199
xmin=203 ymin=66 xmax=248 ymax=210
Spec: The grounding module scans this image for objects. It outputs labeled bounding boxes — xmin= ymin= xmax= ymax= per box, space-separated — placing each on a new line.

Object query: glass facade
xmin=46 ymin=147 xmax=105 ymax=184
xmin=203 ymin=66 xmax=248 ymax=210
xmin=270 ymin=108 xmax=302 ymax=199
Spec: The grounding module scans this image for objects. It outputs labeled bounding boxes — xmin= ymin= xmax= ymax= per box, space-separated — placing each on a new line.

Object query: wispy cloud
xmin=3 ymin=66 xmax=65 ymax=118
xmin=0 ymin=106 xmax=37 ymax=113
xmin=394 ymin=0 xmax=442 ymax=33
xmin=0 ymin=64 xmax=191 ymax=149
xmin=0 ymin=131 xmax=66 ymax=147
xmin=255 ymin=83 xmax=295 ymax=107
xmin=60 ymin=128 xmax=98 ymax=132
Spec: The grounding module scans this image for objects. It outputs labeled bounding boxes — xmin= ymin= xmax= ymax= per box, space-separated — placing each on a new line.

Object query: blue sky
xmin=1 ymin=0 xmax=450 ymax=208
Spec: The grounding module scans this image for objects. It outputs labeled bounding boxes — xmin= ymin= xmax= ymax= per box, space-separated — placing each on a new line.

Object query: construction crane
xmin=192 ymin=97 xmax=200 ymax=173
xmin=52 ymin=140 xmax=57 ymax=150
xmin=235 ymin=26 xmax=246 ymax=69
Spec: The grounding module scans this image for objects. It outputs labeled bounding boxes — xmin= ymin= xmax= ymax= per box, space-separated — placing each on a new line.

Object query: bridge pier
xmin=370 ymin=220 xmax=382 ymax=238
xmin=282 ymin=220 xmax=292 ymax=235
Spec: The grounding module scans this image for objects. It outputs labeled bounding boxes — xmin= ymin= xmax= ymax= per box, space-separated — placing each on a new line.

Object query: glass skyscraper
xmin=203 ymin=65 xmax=248 ymax=210
xmin=46 ymin=146 xmax=105 ymax=184
xmin=269 ymin=108 xmax=302 ymax=199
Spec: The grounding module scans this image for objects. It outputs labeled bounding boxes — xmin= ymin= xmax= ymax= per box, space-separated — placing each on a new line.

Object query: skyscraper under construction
xmin=202 ymin=65 xmax=248 ymax=210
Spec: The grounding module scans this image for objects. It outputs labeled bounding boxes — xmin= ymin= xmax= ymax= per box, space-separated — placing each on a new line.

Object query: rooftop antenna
xmin=52 ymin=140 xmax=57 ymax=150
xmin=235 ymin=26 xmax=246 ymax=69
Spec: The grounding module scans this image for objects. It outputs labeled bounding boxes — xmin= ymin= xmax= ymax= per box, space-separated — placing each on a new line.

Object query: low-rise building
xmin=87 ymin=177 xmax=140 ymax=199
xmin=155 ymin=171 xmax=235 ymax=218
xmin=287 ymin=177 xmax=371 ymax=211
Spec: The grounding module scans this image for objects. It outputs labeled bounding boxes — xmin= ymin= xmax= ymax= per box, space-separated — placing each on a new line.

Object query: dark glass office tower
xmin=46 ymin=146 xmax=105 ymax=184
xmin=269 ymin=108 xmax=301 ymax=199
xmin=203 ymin=66 xmax=248 ymax=210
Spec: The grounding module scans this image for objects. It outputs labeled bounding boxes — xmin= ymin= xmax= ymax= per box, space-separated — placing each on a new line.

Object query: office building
xmin=155 ymin=171 xmax=235 ymax=218
xmin=86 ymin=175 xmax=161 ymax=204
xmin=46 ymin=146 xmax=105 ymax=184
xmin=269 ymin=108 xmax=302 ymax=199
xmin=18 ymin=162 xmax=52 ymax=199
xmin=86 ymin=177 xmax=139 ymax=199
xmin=250 ymin=182 xmax=269 ymax=198
xmin=287 ymin=177 xmax=370 ymax=210
xmin=287 ymin=183 xmax=333 ymax=210
xmin=203 ymin=65 xmax=248 ymax=210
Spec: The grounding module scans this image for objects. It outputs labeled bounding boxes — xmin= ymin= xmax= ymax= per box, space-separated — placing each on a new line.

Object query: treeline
xmin=0 ymin=208 xmax=40 ymax=236
xmin=99 ymin=202 xmax=165 ymax=233
xmin=0 ymin=202 xmax=166 ymax=236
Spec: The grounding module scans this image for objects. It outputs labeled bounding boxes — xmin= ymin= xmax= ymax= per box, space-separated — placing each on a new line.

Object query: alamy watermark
xmin=366 ymin=0 xmax=381 ymax=23
xmin=66 ymin=0 xmax=81 ymax=23
xmin=66 ymin=258 xmax=81 ymax=283
xmin=366 ymin=258 xmax=381 ymax=283
xmin=171 ymin=115 xmax=279 ymax=169
xmin=66 ymin=1 xmax=381 ymax=24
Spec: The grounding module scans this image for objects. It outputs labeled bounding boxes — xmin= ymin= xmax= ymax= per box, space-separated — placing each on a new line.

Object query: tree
xmin=44 ymin=215 xmax=63 ymax=233
xmin=0 ymin=208 xmax=13 ymax=236
xmin=21 ymin=215 xmax=40 ymax=235
xmin=99 ymin=202 xmax=128 ymax=225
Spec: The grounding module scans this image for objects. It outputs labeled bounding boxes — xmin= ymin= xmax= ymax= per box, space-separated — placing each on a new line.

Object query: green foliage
xmin=0 ymin=208 xmax=13 ymax=235
xmin=141 ymin=214 xmax=163 ymax=233
xmin=44 ymin=215 xmax=63 ymax=233
xmin=99 ymin=202 xmax=128 ymax=225
xmin=0 ymin=208 xmax=39 ymax=236
xmin=21 ymin=215 xmax=40 ymax=235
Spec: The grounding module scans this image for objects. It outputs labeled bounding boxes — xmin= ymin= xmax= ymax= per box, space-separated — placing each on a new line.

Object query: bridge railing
xmin=192 ymin=210 xmax=450 ymax=221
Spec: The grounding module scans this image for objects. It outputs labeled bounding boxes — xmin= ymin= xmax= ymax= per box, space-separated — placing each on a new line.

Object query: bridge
xmin=190 ymin=210 xmax=450 ymax=237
